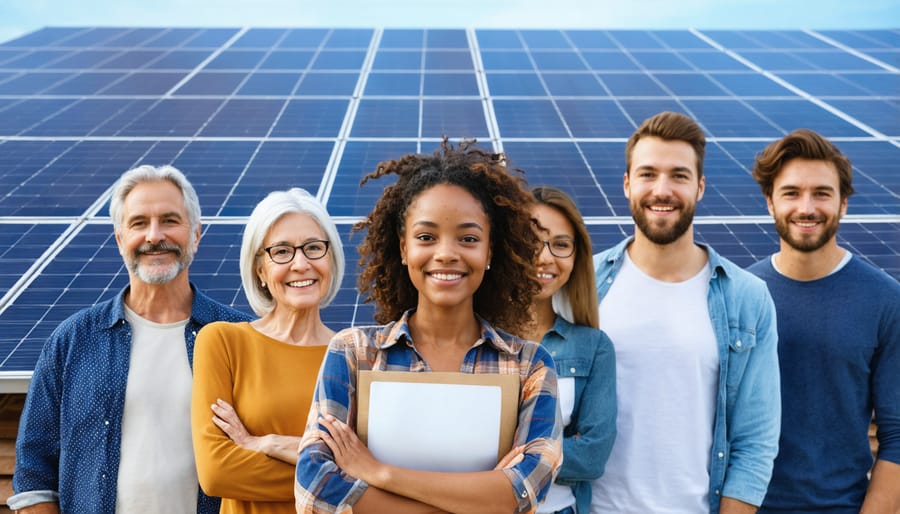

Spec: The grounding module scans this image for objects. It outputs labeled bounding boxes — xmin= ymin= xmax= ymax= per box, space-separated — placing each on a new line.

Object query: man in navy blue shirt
xmin=9 ymin=165 xmax=250 ymax=514
xmin=748 ymin=129 xmax=900 ymax=513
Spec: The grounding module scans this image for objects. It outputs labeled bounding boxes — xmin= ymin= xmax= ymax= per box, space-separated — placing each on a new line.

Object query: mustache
xmin=792 ymin=214 xmax=824 ymax=222
xmin=640 ymin=196 xmax=682 ymax=208
xmin=135 ymin=242 xmax=183 ymax=257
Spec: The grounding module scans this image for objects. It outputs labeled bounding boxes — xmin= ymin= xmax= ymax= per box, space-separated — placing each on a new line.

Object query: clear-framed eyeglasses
xmin=540 ymin=237 xmax=575 ymax=258
xmin=263 ymin=240 xmax=330 ymax=264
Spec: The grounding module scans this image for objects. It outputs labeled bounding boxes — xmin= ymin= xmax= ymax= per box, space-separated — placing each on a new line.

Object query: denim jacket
xmin=10 ymin=285 xmax=251 ymax=513
xmin=594 ymin=238 xmax=780 ymax=513
xmin=541 ymin=317 xmax=616 ymax=514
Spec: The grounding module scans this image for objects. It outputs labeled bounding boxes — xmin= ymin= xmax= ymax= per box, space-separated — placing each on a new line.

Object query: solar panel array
xmin=1 ymin=27 xmax=898 ymax=383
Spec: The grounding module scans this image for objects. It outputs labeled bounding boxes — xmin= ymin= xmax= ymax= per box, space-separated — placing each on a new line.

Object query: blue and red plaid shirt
xmin=295 ymin=310 xmax=562 ymax=513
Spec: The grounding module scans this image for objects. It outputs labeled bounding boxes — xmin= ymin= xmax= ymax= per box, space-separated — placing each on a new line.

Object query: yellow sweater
xmin=192 ymin=321 xmax=328 ymax=514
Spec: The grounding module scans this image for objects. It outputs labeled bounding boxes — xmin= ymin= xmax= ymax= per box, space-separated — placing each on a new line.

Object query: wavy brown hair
xmin=531 ymin=186 xmax=599 ymax=329
xmin=753 ymin=128 xmax=854 ymax=200
xmin=355 ymin=138 xmax=541 ymax=332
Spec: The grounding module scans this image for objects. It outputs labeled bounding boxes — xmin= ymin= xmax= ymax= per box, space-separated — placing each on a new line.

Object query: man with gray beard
xmin=10 ymin=165 xmax=250 ymax=514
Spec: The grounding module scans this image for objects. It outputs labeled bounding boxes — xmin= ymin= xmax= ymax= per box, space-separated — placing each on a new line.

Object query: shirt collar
xmin=547 ymin=316 xmax=575 ymax=340
xmin=375 ymin=309 xmax=523 ymax=355
xmin=104 ymin=283 xmax=204 ymax=329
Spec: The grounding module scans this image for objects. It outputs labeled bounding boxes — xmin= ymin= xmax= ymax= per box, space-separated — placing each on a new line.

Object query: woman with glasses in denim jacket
xmin=525 ymin=186 xmax=617 ymax=514
xmin=191 ymin=188 xmax=345 ymax=514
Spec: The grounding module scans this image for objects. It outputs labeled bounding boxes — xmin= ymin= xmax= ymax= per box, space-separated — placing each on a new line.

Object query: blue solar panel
xmin=0 ymin=26 xmax=898 ymax=379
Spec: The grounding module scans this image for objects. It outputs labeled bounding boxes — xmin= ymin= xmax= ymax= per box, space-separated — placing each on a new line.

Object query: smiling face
xmin=768 ymin=158 xmax=846 ymax=254
xmin=115 ymin=180 xmax=199 ymax=285
xmin=399 ymin=184 xmax=492 ymax=316
xmin=532 ymin=203 xmax=575 ymax=301
xmin=625 ymin=136 xmax=705 ymax=246
xmin=256 ymin=212 xmax=332 ymax=314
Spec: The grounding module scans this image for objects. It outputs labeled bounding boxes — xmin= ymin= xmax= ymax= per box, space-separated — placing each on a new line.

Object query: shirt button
xmin=736 ymin=340 xmax=742 ymax=348
xmin=520 ymin=490 xmax=527 ymax=498
xmin=104 ymin=420 xmax=110 ymax=426
xmin=718 ymin=452 xmax=724 ymax=459
xmin=569 ymin=367 xmax=576 ymax=373
xmin=551 ymin=351 xmax=557 ymax=356
xmin=715 ymin=489 xmax=720 ymax=495
xmin=606 ymin=278 xmax=613 ymax=284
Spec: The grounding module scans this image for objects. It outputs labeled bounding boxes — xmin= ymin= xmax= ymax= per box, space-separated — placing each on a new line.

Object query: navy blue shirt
xmin=10 ymin=285 xmax=251 ymax=513
xmin=750 ymin=256 xmax=900 ymax=513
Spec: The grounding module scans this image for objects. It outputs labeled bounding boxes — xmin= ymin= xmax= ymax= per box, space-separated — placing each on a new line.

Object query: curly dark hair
xmin=355 ymin=138 xmax=541 ymax=332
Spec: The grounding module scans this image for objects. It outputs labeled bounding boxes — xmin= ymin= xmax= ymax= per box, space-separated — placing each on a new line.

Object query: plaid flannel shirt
xmin=295 ymin=310 xmax=562 ymax=513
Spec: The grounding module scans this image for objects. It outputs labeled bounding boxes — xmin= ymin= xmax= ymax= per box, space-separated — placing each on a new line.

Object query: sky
xmin=1 ymin=0 xmax=899 ymax=43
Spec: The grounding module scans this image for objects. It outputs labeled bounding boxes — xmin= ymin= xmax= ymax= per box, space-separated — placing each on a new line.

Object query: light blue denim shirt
xmin=10 ymin=285 xmax=251 ymax=514
xmin=541 ymin=317 xmax=616 ymax=514
xmin=593 ymin=238 xmax=780 ymax=513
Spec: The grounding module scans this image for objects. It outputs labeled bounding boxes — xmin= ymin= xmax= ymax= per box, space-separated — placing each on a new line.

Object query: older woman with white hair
xmin=191 ymin=187 xmax=344 ymax=514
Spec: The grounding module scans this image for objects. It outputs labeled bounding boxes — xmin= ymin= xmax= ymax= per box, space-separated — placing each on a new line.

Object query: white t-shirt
xmin=591 ymin=252 xmax=718 ymax=514
xmin=116 ymin=306 xmax=198 ymax=514
xmin=538 ymin=376 xmax=576 ymax=513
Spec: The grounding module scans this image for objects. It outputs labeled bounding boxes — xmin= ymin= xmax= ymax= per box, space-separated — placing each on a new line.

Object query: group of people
xmin=7 ymin=111 xmax=898 ymax=514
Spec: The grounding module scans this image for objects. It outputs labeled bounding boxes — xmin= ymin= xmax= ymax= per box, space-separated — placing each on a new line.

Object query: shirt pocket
xmin=554 ymin=357 xmax=591 ymax=379
xmin=725 ymin=326 xmax=757 ymax=398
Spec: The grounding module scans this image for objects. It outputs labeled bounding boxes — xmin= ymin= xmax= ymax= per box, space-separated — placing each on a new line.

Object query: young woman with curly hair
xmin=295 ymin=139 xmax=562 ymax=514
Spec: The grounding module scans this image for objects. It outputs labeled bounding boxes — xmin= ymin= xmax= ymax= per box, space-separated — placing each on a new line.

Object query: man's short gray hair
xmin=109 ymin=165 xmax=201 ymax=231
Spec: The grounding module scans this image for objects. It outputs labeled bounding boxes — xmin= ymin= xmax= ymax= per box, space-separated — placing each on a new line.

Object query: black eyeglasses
xmin=540 ymin=237 xmax=575 ymax=258
xmin=263 ymin=240 xmax=330 ymax=264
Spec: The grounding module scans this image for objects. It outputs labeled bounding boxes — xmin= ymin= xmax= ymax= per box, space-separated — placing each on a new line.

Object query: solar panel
xmin=0 ymin=27 xmax=898 ymax=384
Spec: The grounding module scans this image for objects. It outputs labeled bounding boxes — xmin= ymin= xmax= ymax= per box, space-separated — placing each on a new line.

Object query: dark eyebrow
xmin=411 ymin=220 xmax=485 ymax=231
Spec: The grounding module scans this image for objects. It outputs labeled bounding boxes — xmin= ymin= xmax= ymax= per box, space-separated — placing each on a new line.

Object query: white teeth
xmin=650 ymin=206 xmax=675 ymax=212
xmin=537 ymin=273 xmax=555 ymax=279
xmin=287 ymin=279 xmax=315 ymax=287
xmin=795 ymin=221 xmax=818 ymax=228
xmin=431 ymin=272 xmax=462 ymax=281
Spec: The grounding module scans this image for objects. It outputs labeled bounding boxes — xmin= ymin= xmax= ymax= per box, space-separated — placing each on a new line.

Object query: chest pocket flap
xmin=555 ymin=357 xmax=591 ymax=378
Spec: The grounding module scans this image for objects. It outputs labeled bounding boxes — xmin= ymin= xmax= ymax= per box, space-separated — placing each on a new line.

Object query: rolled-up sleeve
xmin=295 ymin=333 xmax=368 ymax=513
xmin=721 ymin=285 xmax=781 ymax=505
xmin=500 ymin=345 xmax=563 ymax=513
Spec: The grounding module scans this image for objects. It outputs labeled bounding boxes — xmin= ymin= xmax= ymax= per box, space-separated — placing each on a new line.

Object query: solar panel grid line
xmin=162 ymin=27 xmax=248 ymax=98
xmin=803 ymin=30 xmax=899 ymax=72
xmin=558 ymin=31 xmax=639 ymax=128
xmin=610 ymin=33 xmax=762 ymax=140
xmin=414 ymin=31 xmax=427 ymax=141
xmin=316 ymin=28 xmax=384 ymax=204
xmin=187 ymin=32 xmax=286 ymax=139
xmin=0 ymin=220 xmax=87 ymax=312
xmin=0 ymin=228 xmax=126 ymax=369
xmin=466 ymin=27 xmax=503 ymax=150
xmin=691 ymin=29 xmax=900 ymax=146
xmin=500 ymin=31 xmax=619 ymax=214
xmin=209 ymin=31 xmax=311 ymax=213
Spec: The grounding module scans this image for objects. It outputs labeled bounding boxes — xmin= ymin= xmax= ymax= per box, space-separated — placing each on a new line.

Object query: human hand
xmin=319 ymin=414 xmax=385 ymax=485
xmin=494 ymin=445 xmax=526 ymax=470
xmin=211 ymin=398 xmax=262 ymax=452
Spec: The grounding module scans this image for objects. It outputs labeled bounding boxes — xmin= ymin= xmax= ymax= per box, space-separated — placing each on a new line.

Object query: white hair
xmin=240 ymin=188 xmax=345 ymax=317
